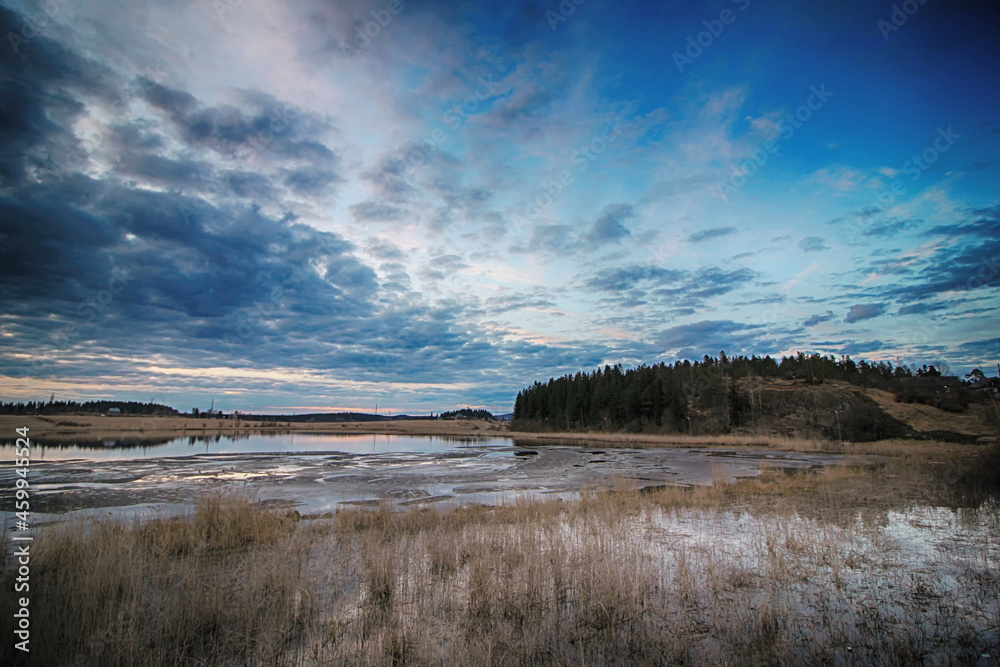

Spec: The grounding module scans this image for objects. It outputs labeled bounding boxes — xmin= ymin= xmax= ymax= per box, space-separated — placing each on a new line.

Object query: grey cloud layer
xmin=0 ymin=6 xmax=607 ymax=406
xmin=583 ymin=264 xmax=758 ymax=308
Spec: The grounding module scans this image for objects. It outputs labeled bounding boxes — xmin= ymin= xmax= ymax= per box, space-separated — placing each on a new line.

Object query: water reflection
xmin=0 ymin=432 xmax=513 ymax=462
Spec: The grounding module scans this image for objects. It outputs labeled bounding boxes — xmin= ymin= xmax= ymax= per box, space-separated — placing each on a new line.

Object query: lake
xmin=0 ymin=430 xmax=854 ymax=519
xmin=0 ymin=432 xmax=514 ymax=462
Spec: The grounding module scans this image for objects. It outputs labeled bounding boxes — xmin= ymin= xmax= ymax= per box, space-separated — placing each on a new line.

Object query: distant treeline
xmin=237 ymin=412 xmax=435 ymax=423
xmin=0 ymin=400 xmax=440 ymax=421
xmin=0 ymin=399 xmax=180 ymax=416
xmin=439 ymin=408 xmax=494 ymax=420
xmin=512 ymin=352 xmax=945 ymax=435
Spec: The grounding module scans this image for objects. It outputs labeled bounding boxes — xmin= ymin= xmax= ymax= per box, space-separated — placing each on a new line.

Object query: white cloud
xmin=809 ymin=166 xmax=867 ymax=192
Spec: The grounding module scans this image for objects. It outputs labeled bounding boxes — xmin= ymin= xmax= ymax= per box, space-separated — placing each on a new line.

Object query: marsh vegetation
xmin=3 ymin=442 xmax=998 ymax=665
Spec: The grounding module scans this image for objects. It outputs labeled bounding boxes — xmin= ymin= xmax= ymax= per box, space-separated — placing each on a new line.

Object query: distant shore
xmin=2 ymin=412 xmax=993 ymax=451
xmin=0 ymin=414 xmax=511 ymax=442
xmin=0 ymin=413 xmax=803 ymax=445
xmin=0 ymin=413 xmax=813 ymax=449
xmin=0 ymin=414 xmax=863 ymax=454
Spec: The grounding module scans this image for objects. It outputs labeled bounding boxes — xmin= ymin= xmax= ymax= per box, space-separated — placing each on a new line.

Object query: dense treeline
xmin=512 ymin=352 xmax=930 ymax=435
xmin=0 ymin=399 xmax=180 ymax=416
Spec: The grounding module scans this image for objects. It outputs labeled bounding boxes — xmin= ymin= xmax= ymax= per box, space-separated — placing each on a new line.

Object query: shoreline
xmin=0 ymin=414 xmax=508 ymax=443
xmin=0 ymin=414 xmax=838 ymax=449
xmin=2 ymin=414 xmax=993 ymax=453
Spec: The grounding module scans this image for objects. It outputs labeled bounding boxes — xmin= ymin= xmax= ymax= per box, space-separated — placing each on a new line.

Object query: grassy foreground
xmin=2 ymin=442 xmax=998 ymax=665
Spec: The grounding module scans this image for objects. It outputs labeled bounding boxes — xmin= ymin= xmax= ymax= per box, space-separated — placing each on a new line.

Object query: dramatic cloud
xmin=687 ymin=227 xmax=737 ymax=244
xmin=587 ymin=203 xmax=635 ymax=244
xmin=513 ymin=204 xmax=637 ymax=253
xmin=897 ymin=302 xmax=948 ymax=316
xmin=845 ymin=304 xmax=886 ymax=324
xmin=798 ymin=237 xmax=829 ymax=253
xmin=804 ymin=312 xmax=835 ymax=327
xmin=655 ymin=320 xmax=780 ymax=361
xmin=0 ymin=7 xmax=117 ymax=186
xmin=485 ymin=292 xmax=558 ymax=314
xmin=1 ymin=0 xmax=998 ymax=411
xmin=584 ymin=265 xmax=686 ymax=292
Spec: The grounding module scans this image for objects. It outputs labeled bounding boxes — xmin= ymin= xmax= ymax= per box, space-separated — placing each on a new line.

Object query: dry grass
xmin=866 ymin=387 xmax=997 ymax=436
xmin=310 ymin=457 xmax=998 ymax=665
xmin=508 ymin=430 xmax=824 ymax=450
xmin=644 ymin=442 xmax=1000 ymax=522
xmin=4 ymin=445 xmax=998 ymax=665
xmin=0 ymin=491 xmax=307 ymax=666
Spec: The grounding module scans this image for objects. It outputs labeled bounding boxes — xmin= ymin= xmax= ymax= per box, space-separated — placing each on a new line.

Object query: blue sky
xmin=0 ymin=0 xmax=998 ymax=413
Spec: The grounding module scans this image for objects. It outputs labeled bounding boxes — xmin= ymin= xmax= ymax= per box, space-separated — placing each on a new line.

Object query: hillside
xmin=733 ymin=379 xmax=996 ymax=444
xmin=864 ymin=387 xmax=998 ymax=440
xmin=514 ymin=366 xmax=998 ymax=444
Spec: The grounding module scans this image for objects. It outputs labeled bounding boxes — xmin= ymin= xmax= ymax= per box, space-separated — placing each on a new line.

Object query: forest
xmin=512 ymin=352 xmax=952 ymax=436
xmin=0 ymin=398 xmax=180 ymax=416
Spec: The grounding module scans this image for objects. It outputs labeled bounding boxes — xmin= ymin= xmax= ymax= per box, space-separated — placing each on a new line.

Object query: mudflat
xmin=2 ymin=437 xmax=855 ymax=515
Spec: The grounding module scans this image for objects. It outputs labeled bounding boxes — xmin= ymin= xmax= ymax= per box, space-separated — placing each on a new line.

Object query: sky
xmin=0 ymin=0 xmax=998 ymax=414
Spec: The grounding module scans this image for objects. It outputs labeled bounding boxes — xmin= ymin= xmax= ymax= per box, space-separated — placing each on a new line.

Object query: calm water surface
xmin=1 ymin=433 xmax=513 ymax=462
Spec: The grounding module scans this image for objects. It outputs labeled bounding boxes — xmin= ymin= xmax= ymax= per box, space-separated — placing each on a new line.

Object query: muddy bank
xmin=2 ymin=442 xmax=855 ymax=517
